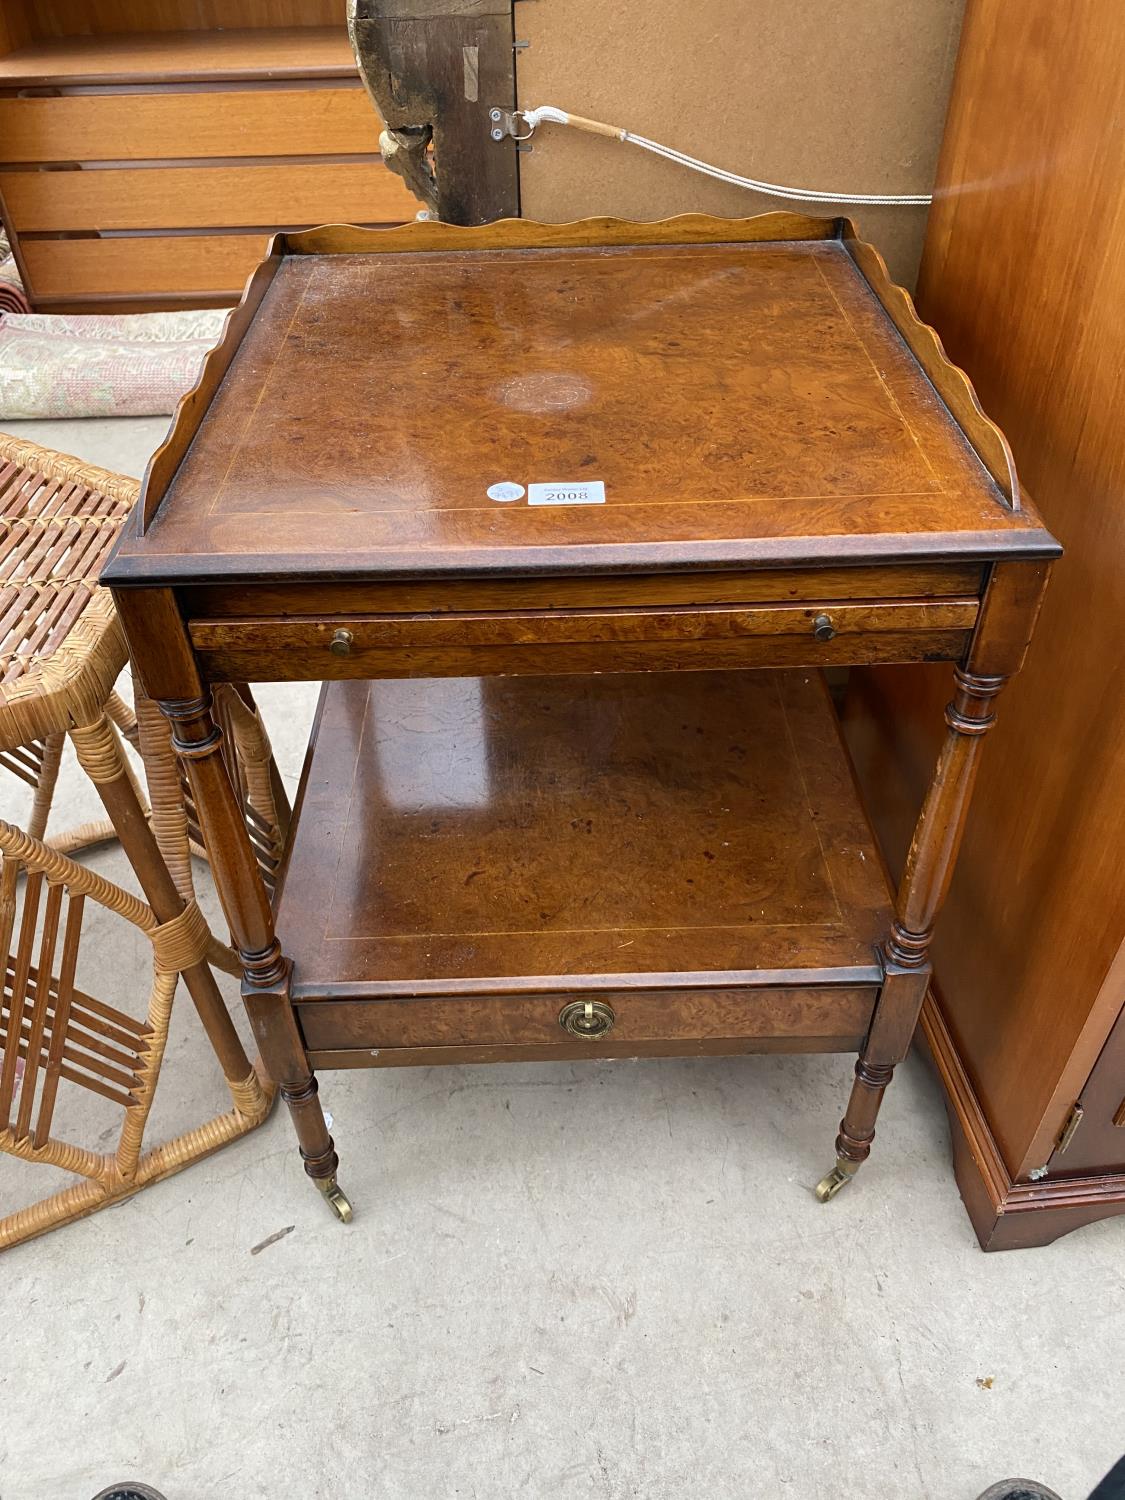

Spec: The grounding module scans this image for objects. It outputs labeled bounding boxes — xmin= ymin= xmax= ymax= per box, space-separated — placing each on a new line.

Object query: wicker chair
xmin=0 ymin=431 xmax=281 ymax=1249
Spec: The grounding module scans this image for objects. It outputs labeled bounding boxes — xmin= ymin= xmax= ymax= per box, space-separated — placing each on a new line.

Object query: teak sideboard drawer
xmin=297 ymin=985 xmax=879 ymax=1064
xmin=0 ymin=86 xmax=381 ymax=163
xmin=21 ymin=233 xmax=272 ymax=297
xmin=0 ymin=161 xmax=415 ymax=232
xmin=189 ymin=599 xmax=979 ymax=680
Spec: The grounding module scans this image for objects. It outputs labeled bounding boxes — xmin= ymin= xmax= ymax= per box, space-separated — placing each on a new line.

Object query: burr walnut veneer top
xmin=105 ymin=232 xmax=1056 ymax=587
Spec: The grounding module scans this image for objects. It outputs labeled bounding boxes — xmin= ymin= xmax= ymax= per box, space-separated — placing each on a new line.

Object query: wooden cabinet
xmin=0 ymin=2 xmax=416 ymax=310
xmin=843 ymin=0 xmax=1125 ymax=1249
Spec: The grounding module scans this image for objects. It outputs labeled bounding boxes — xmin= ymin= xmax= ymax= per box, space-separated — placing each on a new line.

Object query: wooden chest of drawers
xmin=0 ymin=20 xmax=416 ymax=310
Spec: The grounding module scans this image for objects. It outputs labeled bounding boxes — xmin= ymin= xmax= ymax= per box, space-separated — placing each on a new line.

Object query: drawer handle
xmin=559 ymin=999 xmax=616 ymax=1040
xmin=329 ymin=628 xmax=354 ymax=657
xmin=812 ymin=612 xmax=836 ymax=642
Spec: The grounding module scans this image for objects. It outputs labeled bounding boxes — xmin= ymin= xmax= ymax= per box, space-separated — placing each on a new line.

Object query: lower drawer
xmin=297 ymin=985 xmax=878 ymax=1059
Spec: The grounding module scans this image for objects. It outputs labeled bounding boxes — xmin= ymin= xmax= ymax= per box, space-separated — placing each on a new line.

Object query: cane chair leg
xmin=0 ymin=815 xmax=275 ymax=1251
xmin=0 ymin=715 xmax=277 ymax=1250
xmin=134 ymin=684 xmax=197 ymax=903
xmin=0 ymin=730 xmax=120 ymax=857
xmin=38 ymin=704 xmax=150 ymax=860
xmin=105 ymin=687 xmax=139 ymax=747
xmin=25 ymin=731 xmax=63 ymax=842
xmin=68 ymin=711 xmax=270 ymax=1116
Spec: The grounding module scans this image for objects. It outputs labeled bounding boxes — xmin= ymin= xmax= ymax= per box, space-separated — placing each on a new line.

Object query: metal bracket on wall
xmin=489 ymin=108 xmax=534 ymax=151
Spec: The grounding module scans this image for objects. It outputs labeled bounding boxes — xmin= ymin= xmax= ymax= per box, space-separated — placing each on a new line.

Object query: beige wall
xmin=516 ymin=0 xmax=966 ymax=288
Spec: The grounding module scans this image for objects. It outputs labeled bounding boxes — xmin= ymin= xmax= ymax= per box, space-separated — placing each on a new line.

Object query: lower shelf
xmin=276 ymin=670 xmax=894 ymax=1064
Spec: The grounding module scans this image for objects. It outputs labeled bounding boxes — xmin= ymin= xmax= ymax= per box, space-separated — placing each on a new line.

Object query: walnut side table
xmin=103 ymin=215 xmax=1060 ymax=1223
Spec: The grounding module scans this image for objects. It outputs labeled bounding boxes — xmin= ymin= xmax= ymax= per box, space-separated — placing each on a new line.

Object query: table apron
xmin=177 ymin=562 xmax=988 ymax=619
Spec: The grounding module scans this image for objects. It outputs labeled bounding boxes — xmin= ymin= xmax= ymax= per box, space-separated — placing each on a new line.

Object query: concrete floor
xmin=1 ymin=417 xmax=1122 ymax=1500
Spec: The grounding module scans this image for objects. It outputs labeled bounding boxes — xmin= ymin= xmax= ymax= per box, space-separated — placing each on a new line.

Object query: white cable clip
xmin=517 ymin=106 xmax=571 ymax=135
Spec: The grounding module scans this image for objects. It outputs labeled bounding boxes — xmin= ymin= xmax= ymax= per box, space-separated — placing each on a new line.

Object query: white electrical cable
xmin=515 ymin=106 xmax=932 ymax=207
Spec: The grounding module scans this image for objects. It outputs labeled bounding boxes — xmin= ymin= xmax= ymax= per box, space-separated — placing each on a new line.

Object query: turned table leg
xmin=817 ymin=668 xmax=1005 ymax=1201
xmin=817 ymin=559 xmax=1051 ymax=1202
xmin=160 ymin=692 xmax=351 ymax=1223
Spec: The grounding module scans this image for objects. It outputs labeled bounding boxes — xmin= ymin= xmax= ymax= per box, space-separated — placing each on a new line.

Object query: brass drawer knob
xmin=329 ymin=628 xmax=354 ymax=656
xmin=812 ymin=612 xmax=836 ymax=642
xmin=558 ymin=999 xmax=616 ymax=1040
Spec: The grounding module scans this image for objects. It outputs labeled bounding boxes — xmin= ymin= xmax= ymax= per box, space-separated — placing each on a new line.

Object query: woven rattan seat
xmin=1 ymin=437 xmax=136 ymax=848
xmin=0 ymin=432 xmax=280 ymax=1248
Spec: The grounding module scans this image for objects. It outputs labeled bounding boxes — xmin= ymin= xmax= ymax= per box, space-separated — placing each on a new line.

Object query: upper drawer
xmin=188 ymin=598 xmax=980 ymax=680
xmin=0 ymin=161 xmax=415 ymax=231
xmin=0 ymin=85 xmax=382 ymax=163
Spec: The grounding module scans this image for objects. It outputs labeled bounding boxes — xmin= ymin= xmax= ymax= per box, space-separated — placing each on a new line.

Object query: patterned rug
xmin=0 ymin=309 xmax=228 ymax=419
xmin=0 ymin=232 xmax=30 ymax=315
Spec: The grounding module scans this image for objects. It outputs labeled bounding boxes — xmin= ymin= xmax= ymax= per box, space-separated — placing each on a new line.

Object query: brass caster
xmin=315 ymin=1176 xmax=354 ymax=1223
xmin=815 ymin=1162 xmax=858 ymax=1203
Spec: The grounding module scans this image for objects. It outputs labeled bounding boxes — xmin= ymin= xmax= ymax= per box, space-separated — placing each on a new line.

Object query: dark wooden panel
xmin=350 ymin=0 xmax=518 ymax=224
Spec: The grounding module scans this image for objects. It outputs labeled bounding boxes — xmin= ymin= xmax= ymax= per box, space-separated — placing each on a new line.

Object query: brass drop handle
xmin=330 ymin=628 xmax=354 ymax=657
xmin=812 ymin=612 xmax=836 ymax=642
xmin=559 ymin=999 xmax=616 ymax=1040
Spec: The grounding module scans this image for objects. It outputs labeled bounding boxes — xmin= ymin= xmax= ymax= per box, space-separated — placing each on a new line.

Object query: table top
xmin=105 ymin=215 xmax=1058 ymax=589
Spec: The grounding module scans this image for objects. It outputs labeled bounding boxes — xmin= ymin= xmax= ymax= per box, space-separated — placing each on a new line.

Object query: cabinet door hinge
xmin=1055 ymin=1103 xmax=1084 ymax=1155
